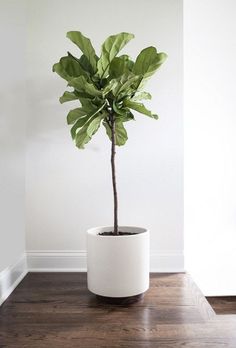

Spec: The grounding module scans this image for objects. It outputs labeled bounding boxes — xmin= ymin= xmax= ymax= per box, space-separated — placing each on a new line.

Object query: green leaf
xmin=97 ymin=32 xmax=134 ymax=78
xmin=86 ymin=115 xmax=103 ymax=137
xmin=64 ymin=53 xmax=88 ymax=77
xmin=118 ymin=55 xmax=134 ymax=71
xmin=78 ymin=54 xmax=94 ymax=75
xmin=67 ymin=52 xmax=94 ymax=81
xmin=67 ymin=108 xmax=88 ymax=125
xmin=75 ymin=114 xmax=104 ymax=149
xmin=112 ymin=101 xmax=129 ymax=117
xmin=68 ymin=76 xmax=102 ymax=98
xmin=115 ymin=109 xmax=135 ymax=123
xmin=115 ymin=74 xmax=142 ymax=97
xmin=53 ymin=54 xmax=88 ymax=81
xmin=133 ymin=47 xmax=167 ymax=80
xmin=102 ymin=79 xmax=119 ymax=96
xmin=103 ymin=120 xmax=128 ymax=146
xmin=75 ymin=91 xmax=94 ymax=99
xmin=120 ymin=111 xmax=135 ymax=122
xmin=59 ymin=91 xmax=79 ymax=104
xmin=109 ymin=57 xmax=130 ymax=78
xmin=53 ymin=62 xmax=70 ymax=81
xmin=66 ymin=31 xmax=98 ymax=73
xmin=131 ymin=92 xmax=152 ymax=101
xmin=70 ymin=115 xmax=91 ymax=139
xmin=67 ymin=99 xmax=107 ymax=126
xmin=78 ymin=97 xmax=97 ymax=111
xmin=123 ymin=100 xmax=158 ymax=119
xmin=107 ymin=73 xmax=142 ymax=101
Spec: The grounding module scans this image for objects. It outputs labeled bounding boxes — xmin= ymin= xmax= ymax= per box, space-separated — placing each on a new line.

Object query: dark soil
xmin=98 ymin=231 xmax=137 ymax=236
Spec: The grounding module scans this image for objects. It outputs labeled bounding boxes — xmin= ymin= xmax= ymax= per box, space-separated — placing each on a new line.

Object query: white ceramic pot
xmin=87 ymin=226 xmax=149 ymax=298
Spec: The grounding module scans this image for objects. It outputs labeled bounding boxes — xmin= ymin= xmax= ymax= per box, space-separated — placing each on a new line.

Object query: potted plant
xmin=53 ymin=31 xmax=167 ymax=302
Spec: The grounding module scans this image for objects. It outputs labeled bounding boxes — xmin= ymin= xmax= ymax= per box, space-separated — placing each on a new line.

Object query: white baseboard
xmin=0 ymin=254 xmax=27 ymax=306
xmin=27 ymin=250 xmax=87 ymax=272
xmin=27 ymin=250 xmax=184 ymax=272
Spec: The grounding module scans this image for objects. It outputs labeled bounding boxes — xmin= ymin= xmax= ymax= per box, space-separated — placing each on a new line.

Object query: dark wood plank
xmin=0 ymin=273 xmax=235 ymax=347
xmin=207 ymin=297 xmax=236 ymax=314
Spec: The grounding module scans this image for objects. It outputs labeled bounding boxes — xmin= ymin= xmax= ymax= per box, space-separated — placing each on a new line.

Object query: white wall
xmin=25 ymin=0 xmax=183 ymax=269
xmin=184 ymin=0 xmax=236 ymax=295
xmin=0 ymin=0 xmax=27 ymax=272
xmin=2 ymin=0 xmax=235 ymax=294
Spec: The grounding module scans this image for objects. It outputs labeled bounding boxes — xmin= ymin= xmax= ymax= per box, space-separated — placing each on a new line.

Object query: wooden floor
xmin=207 ymin=297 xmax=236 ymax=315
xmin=0 ymin=273 xmax=236 ymax=347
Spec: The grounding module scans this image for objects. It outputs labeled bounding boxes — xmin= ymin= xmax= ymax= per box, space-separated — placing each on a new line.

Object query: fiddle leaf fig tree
xmin=53 ymin=31 xmax=167 ymax=235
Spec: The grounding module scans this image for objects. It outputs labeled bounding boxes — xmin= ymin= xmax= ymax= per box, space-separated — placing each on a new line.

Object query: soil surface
xmin=98 ymin=231 xmax=137 ymax=236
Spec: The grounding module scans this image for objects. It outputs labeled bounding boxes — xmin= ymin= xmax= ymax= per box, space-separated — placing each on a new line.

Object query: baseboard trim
xmin=0 ymin=254 xmax=27 ymax=306
xmin=27 ymin=250 xmax=87 ymax=272
xmin=27 ymin=250 xmax=184 ymax=273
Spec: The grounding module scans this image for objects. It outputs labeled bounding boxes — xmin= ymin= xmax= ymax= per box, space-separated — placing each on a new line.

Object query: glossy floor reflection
xmin=0 ymin=273 xmax=236 ymax=347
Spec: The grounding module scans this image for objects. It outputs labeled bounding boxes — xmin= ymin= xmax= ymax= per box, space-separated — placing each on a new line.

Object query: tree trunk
xmin=110 ymin=113 xmax=118 ymax=235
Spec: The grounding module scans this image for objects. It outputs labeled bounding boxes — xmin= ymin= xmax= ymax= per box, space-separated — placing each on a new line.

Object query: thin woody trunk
xmin=110 ymin=113 xmax=118 ymax=235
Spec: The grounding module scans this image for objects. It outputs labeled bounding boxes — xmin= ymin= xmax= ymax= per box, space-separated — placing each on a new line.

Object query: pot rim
xmin=87 ymin=225 xmax=149 ymax=238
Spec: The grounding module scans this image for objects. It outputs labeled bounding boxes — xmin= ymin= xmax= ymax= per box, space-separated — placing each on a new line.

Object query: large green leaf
xmin=59 ymin=91 xmax=79 ymax=104
xmin=113 ymin=101 xmax=135 ymax=122
xmin=102 ymin=79 xmax=119 ymax=96
xmin=131 ymin=91 xmax=152 ymax=101
xmin=103 ymin=120 xmax=128 ymax=146
xmin=79 ymin=54 xmax=94 ymax=75
xmin=109 ymin=56 xmax=131 ymax=78
xmin=123 ymin=100 xmax=158 ymax=119
xmin=53 ymin=54 xmax=88 ymax=81
xmin=133 ymin=47 xmax=167 ymax=80
xmin=118 ymin=55 xmax=134 ymax=71
xmin=65 ymin=52 xmax=89 ymax=77
xmin=66 ymin=31 xmax=98 ymax=73
xmin=69 ymin=103 xmax=107 ymax=140
xmin=53 ymin=62 xmax=70 ymax=81
xmin=114 ymin=74 xmax=142 ymax=98
xmin=113 ymin=101 xmax=128 ymax=117
xmin=75 ymin=114 xmax=104 ymax=149
xmin=66 ymin=52 xmax=95 ymax=81
xmin=67 ymin=108 xmax=88 ymax=125
xmin=70 ymin=115 xmax=91 ymax=139
xmin=104 ymin=73 xmax=138 ymax=99
xmin=68 ymin=76 xmax=102 ymax=98
xmin=86 ymin=115 xmax=103 ymax=137
xmin=115 ymin=110 xmax=135 ymax=123
xmin=78 ymin=97 xmax=97 ymax=111
xmin=97 ymin=32 xmax=134 ymax=78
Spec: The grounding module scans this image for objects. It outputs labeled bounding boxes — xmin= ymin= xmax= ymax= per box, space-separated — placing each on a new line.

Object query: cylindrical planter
xmin=87 ymin=226 xmax=149 ymax=299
